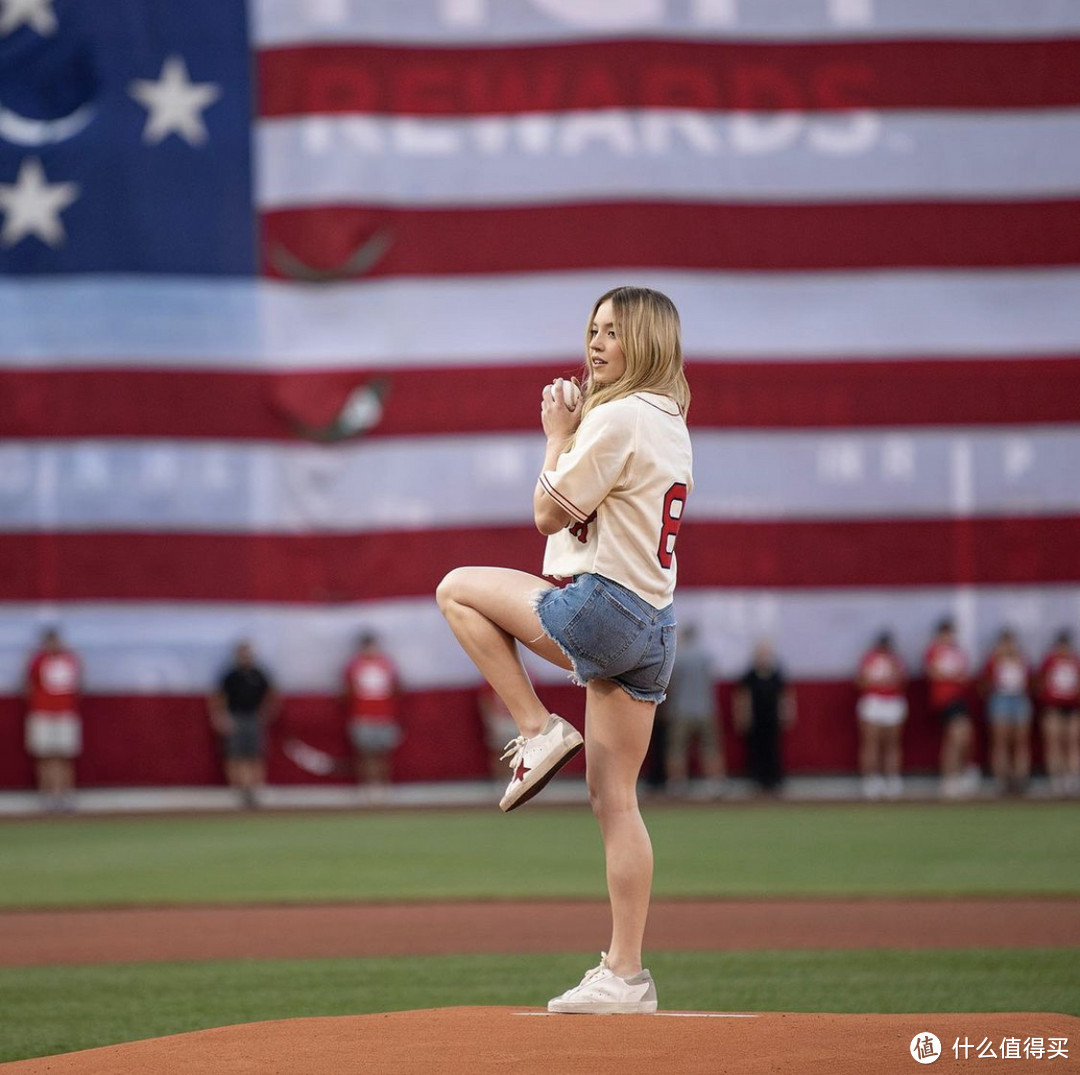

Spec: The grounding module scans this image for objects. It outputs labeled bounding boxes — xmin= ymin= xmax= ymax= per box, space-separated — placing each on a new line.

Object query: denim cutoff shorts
xmin=533 ymin=573 xmax=677 ymax=704
xmin=988 ymin=693 xmax=1032 ymax=726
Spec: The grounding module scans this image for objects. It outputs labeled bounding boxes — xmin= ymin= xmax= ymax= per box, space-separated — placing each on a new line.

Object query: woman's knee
xmin=435 ymin=567 xmax=469 ymax=613
xmin=586 ymin=776 xmax=639 ymax=820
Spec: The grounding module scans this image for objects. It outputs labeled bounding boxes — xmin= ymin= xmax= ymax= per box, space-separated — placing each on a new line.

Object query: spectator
xmin=980 ymin=628 xmax=1032 ymax=797
xmin=1037 ymin=629 xmax=1080 ymax=797
xmin=23 ymin=627 xmax=82 ymax=812
xmin=855 ymin=631 xmax=907 ymax=800
xmin=208 ymin=640 xmax=278 ymax=808
xmin=344 ymin=631 xmax=402 ymax=798
xmin=924 ymin=617 xmax=977 ymax=800
xmin=661 ymin=623 xmax=724 ymax=798
xmin=733 ymin=639 xmax=795 ymax=797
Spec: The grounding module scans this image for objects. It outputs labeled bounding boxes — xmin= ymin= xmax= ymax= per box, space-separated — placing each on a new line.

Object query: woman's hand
xmin=540 ymin=377 xmax=582 ymax=443
xmin=534 ymin=377 xmax=580 ymax=534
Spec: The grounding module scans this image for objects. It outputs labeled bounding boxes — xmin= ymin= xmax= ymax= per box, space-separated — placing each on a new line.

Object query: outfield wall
xmin=0 ymin=679 xmax=1024 ymax=789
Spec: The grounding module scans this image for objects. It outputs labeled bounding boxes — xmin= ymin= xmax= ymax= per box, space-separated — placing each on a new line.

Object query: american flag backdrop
xmin=1 ymin=0 xmax=1079 ymax=786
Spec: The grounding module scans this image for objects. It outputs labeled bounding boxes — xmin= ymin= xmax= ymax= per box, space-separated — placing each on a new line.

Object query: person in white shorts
xmin=855 ymin=631 xmax=908 ymax=800
xmin=23 ymin=627 xmax=82 ymax=812
xmin=437 ymin=286 xmax=693 ymax=1014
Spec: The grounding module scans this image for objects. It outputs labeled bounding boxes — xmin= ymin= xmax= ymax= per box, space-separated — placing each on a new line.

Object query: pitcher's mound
xmin=3 ymin=1006 xmax=1077 ymax=1074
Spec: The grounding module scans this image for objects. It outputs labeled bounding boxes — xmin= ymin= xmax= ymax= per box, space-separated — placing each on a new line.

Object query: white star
xmin=128 ymin=55 xmax=222 ymax=147
xmin=0 ymin=156 xmax=79 ymax=248
xmin=0 ymin=0 xmax=57 ymax=37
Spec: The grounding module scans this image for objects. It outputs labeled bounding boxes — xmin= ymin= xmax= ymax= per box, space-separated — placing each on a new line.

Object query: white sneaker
xmin=548 ymin=953 xmax=658 ymax=1014
xmin=499 ymin=714 xmax=583 ymax=812
xmin=861 ymin=774 xmax=885 ymax=801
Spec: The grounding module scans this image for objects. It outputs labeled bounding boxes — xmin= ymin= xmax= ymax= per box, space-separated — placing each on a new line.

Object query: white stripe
xmin=516 ymin=1012 xmax=759 ymax=1018
xmin=2 ymin=270 xmax=1079 ymax=367
xmin=252 ymin=0 xmax=1080 ymax=46
xmin=652 ymin=1013 xmax=759 ymax=1019
xmin=1 ymin=585 xmax=1076 ymax=693
xmin=257 ymin=109 xmax=1080 ymax=210
xmin=2 ymin=429 xmax=1078 ymax=532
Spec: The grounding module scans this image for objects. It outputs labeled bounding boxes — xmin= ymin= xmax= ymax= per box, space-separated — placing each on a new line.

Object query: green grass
xmin=0 ymin=802 xmax=1077 ymax=908
xmin=1 ymin=949 xmax=1075 ymax=1063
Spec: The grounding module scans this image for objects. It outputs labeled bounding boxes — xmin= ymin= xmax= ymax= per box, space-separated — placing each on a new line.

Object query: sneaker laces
xmin=500 ymin=735 xmax=527 ymax=772
xmin=576 ymin=953 xmax=611 ymax=987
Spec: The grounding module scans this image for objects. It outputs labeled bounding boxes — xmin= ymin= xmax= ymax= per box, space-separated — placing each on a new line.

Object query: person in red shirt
xmin=980 ymin=627 xmax=1032 ymax=796
xmin=924 ymin=617 xmax=977 ymax=800
xmin=1037 ymin=629 xmax=1080 ymax=797
xmin=344 ymin=632 xmax=403 ymax=797
xmin=855 ymin=630 xmax=907 ymax=800
xmin=23 ymin=627 xmax=82 ymax=812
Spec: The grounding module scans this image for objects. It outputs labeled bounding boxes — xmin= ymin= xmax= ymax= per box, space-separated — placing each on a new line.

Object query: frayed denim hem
xmin=614 ymin=680 xmax=667 ymax=706
xmin=530 ymin=587 xmax=667 ymax=704
xmin=530 ymin=587 xmax=589 ymax=689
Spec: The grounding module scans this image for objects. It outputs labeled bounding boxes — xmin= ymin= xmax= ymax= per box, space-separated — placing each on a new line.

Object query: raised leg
xmin=437 ymin=566 xmax=572 ymax=738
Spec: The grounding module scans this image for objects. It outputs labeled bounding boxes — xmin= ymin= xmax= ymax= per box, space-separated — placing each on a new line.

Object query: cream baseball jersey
xmin=539 ymin=392 xmax=693 ymax=608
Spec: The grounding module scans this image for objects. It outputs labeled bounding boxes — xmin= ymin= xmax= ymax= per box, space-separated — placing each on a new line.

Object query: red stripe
xmin=261 ymin=202 xmax=1080 ymax=279
xmin=0 ymin=679 xmax=1016 ymax=790
xmin=1 ymin=516 xmax=1077 ymax=603
xmin=257 ymin=39 xmax=1080 ymax=117
xmin=540 ymin=475 xmax=588 ymax=524
xmin=3 ymin=357 xmax=1079 ymax=441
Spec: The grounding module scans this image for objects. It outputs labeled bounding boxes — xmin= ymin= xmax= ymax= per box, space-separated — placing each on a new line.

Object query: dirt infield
xmin=3 ymin=1007 xmax=1078 ymax=1075
xmin=4 ymin=901 xmax=1077 ymax=1073
xmin=2 ymin=897 xmax=1077 ymax=967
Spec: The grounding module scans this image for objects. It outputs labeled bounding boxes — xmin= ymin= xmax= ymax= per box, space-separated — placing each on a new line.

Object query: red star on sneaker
xmin=514 ymin=760 xmax=531 ymax=782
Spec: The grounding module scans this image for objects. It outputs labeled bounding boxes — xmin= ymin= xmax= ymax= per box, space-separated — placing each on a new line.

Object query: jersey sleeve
xmin=539 ymin=402 xmax=635 ymax=524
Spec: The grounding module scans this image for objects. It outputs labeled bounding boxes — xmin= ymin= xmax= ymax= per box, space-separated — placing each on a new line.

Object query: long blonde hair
xmin=577 ymin=286 xmax=691 ymax=425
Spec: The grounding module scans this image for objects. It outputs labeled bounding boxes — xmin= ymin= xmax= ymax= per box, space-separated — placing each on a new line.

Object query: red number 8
xmin=657 ymin=482 xmax=688 ymax=569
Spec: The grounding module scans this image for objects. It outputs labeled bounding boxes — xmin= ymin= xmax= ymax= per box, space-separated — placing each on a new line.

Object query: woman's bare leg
xmin=1011 ymin=721 xmax=1031 ymax=786
xmin=583 ymin=679 xmax=656 ymax=979
xmin=990 ymin=721 xmax=1010 ymax=787
xmin=1041 ymin=711 xmax=1064 ymax=786
xmin=1065 ymin=715 xmax=1080 ymax=785
xmin=883 ymin=724 xmax=903 ymax=778
xmin=437 ymin=566 xmax=572 ymax=738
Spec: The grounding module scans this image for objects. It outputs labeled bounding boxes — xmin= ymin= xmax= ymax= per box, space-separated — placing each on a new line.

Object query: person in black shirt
xmin=733 ymin=639 xmax=796 ymax=796
xmin=208 ymin=640 xmax=279 ymax=807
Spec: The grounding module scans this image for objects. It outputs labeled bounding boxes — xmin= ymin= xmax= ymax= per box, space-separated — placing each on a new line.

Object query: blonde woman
xmin=437 ymin=286 xmax=693 ymax=1014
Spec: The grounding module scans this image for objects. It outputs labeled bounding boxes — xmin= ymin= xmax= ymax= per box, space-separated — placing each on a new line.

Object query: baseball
xmin=549 ymin=379 xmax=581 ymax=410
